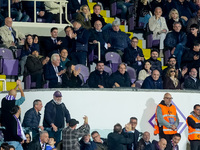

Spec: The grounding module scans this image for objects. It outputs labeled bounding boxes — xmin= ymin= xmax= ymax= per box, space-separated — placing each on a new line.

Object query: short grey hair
xmin=173 ymin=21 xmax=182 ymax=27
xmin=33 ymin=99 xmax=42 ymax=107
xmin=40 ymin=130 xmax=48 ymax=137
xmin=112 ymin=20 xmax=120 ymax=26
xmin=51 ymin=53 xmax=60 ymax=62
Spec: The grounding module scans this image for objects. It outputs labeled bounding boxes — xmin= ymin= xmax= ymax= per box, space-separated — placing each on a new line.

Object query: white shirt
xmin=53 ymin=64 xmax=62 ymax=83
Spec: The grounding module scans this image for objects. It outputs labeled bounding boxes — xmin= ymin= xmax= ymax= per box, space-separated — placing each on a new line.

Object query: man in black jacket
xmin=43 ymin=91 xmax=71 ymax=145
xmin=184 ymin=68 xmax=200 ymax=89
xmin=107 ymin=123 xmax=134 ymax=150
xmin=88 ymin=61 xmax=109 ymax=88
xmin=91 ymin=131 xmax=108 ymax=150
xmin=147 ymin=49 xmax=162 ymax=73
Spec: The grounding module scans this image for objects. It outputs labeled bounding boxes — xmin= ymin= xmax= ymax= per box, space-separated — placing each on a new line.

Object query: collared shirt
xmin=78 ymin=0 xmax=81 ymax=4
xmin=52 ymin=65 xmax=62 ymax=83
xmin=51 ymin=37 xmax=57 ymax=44
xmin=190 ymin=76 xmax=197 ymax=82
xmin=7 ymin=26 xmax=15 ymax=42
xmin=40 ymin=141 xmax=46 ymax=150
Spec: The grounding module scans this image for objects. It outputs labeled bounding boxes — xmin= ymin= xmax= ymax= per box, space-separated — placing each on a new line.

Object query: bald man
xmin=0 ymin=17 xmax=25 ymax=49
xmin=152 ymin=138 xmax=167 ymax=150
xmin=1 ymin=80 xmax=25 ymax=126
xmin=154 ymin=93 xmax=179 ymax=147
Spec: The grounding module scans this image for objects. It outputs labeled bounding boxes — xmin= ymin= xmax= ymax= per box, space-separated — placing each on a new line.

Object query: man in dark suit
xmin=165 ymin=133 xmax=181 ymax=150
xmin=70 ymin=20 xmax=90 ymax=65
xmin=44 ymin=53 xmax=64 ymax=88
xmin=89 ymin=20 xmax=110 ymax=62
xmin=28 ymin=131 xmax=49 ymax=150
xmin=107 ymin=123 xmax=134 ymax=150
xmin=184 ymin=68 xmax=200 ymax=89
xmin=67 ymin=0 xmax=88 ymax=18
xmin=43 ymin=27 xmax=62 ymax=57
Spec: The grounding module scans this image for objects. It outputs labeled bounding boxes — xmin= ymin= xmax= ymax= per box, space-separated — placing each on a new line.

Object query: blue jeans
xmin=139 ymin=14 xmax=151 ymax=28
xmin=174 ymin=43 xmax=185 ymax=69
xmin=45 ymin=128 xmax=62 ymax=146
xmin=102 ymin=23 xmax=112 ymax=31
xmin=11 ymin=9 xmax=29 ymax=22
xmin=7 ymin=141 xmax=23 ymax=150
xmin=117 ymin=2 xmax=132 ymax=19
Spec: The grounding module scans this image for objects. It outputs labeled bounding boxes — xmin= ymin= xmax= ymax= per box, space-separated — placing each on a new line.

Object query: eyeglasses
xmin=164 ymin=97 xmax=173 ymax=100
xmin=170 ymin=70 xmax=176 ymax=73
xmin=131 ymin=41 xmax=138 ymax=43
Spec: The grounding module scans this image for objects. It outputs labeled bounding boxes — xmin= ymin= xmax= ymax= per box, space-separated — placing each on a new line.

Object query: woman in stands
xmin=19 ymin=34 xmax=34 ymax=77
xmin=163 ymin=67 xmax=181 ymax=89
xmin=76 ymin=5 xmax=92 ymax=30
xmin=138 ymin=60 xmax=152 ymax=81
xmin=22 ymin=133 xmax=31 ymax=150
xmin=33 ymin=34 xmax=39 ymax=44
xmin=167 ymin=9 xmax=186 ymax=31
xmin=62 ymin=61 xmax=82 ymax=88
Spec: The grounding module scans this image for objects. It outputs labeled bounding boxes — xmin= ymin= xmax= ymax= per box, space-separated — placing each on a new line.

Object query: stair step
xmin=104 ymin=17 xmax=114 ymax=24
xmin=142 ymin=49 xmax=151 ymax=58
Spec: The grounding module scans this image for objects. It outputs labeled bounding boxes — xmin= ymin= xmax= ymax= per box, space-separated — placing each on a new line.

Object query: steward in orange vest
xmin=186 ymin=104 xmax=200 ymax=150
xmin=154 ymin=93 xmax=179 ymax=145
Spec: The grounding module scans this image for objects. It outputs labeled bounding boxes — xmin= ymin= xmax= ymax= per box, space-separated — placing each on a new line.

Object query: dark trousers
xmin=190 ymin=140 xmax=200 ymax=150
xmin=159 ymin=126 xmax=174 ymax=148
xmin=31 ymin=73 xmax=43 ymax=88
xmin=71 ymin=51 xmax=87 ymax=65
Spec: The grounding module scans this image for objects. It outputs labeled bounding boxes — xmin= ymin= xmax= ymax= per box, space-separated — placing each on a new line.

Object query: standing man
xmin=1 ymin=80 xmax=25 ymax=127
xmin=186 ymin=104 xmax=200 ymax=150
xmin=88 ymin=61 xmax=109 ymax=88
xmin=43 ymin=91 xmax=71 ymax=145
xmin=22 ymin=99 xmax=44 ymax=140
xmin=62 ymin=116 xmax=90 ymax=150
xmin=154 ymin=93 xmax=179 ymax=147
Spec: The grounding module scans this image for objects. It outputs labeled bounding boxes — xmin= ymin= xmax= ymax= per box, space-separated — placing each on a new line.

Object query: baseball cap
xmin=53 ymin=91 xmax=62 ymax=97
xmin=69 ymin=119 xmax=79 ymax=127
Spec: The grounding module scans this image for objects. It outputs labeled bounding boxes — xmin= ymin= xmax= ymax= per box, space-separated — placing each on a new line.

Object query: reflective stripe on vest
xmin=186 ymin=115 xmax=200 ymax=141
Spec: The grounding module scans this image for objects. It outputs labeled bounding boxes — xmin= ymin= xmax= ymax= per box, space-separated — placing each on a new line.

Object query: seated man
xmin=187 ymin=9 xmax=200 ymax=33
xmin=25 ymin=44 xmax=49 ymax=88
xmin=107 ymin=20 xmax=130 ymax=57
xmin=147 ymin=49 xmax=162 ymax=73
xmin=184 ymin=68 xmax=200 ymax=89
xmin=108 ymin=63 xmax=134 ymax=88
xmin=44 ymin=54 xmax=65 ymax=88
xmin=59 ymin=48 xmax=70 ymax=69
xmin=148 ymin=7 xmax=168 ymax=56
xmin=89 ymin=20 xmax=110 ymax=62
xmin=91 ymin=131 xmax=108 ymax=150
xmin=91 ymin=4 xmax=112 ymax=30
xmin=137 ymin=131 xmax=154 ymax=150
xmin=80 ymin=134 xmax=97 ymax=150
xmin=22 ymin=99 xmax=44 ymax=140
xmin=141 ymin=69 xmax=163 ymax=89
xmin=107 ymin=123 xmax=134 ymax=150
xmin=124 ymin=37 xmax=144 ymax=74
xmin=164 ymin=21 xmax=187 ymax=68
xmin=0 ymin=17 xmax=25 ymax=49
xmin=88 ymin=61 xmax=109 ymax=88
xmin=152 ymin=138 xmax=167 ymax=150
xmin=70 ymin=20 xmax=90 ymax=65
xmin=165 ymin=133 xmax=181 ymax=150
xmin=181 ymin=42 xmax=200 ymax=72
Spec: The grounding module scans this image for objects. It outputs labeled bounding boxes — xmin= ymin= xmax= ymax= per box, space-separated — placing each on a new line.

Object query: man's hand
xmin=71 ymin=33 xmax=77 ymax=39
xmin=57 ymin=70 xmax=66 ymax=76
xmin=194 ymin=55 xmax=199 ymax=60
xmin=38 ymin=126 xmax=44 ymax=130
xmin=98 ymin=85 xmax=104 ymax=88
xmin=125 ymin=123 xmax=132 ymax=132
xmin=73 ymin=68 xmax=80 ymax=77
xmin=39 ymin=11 xmax=45 ymax=17
xmin=171 ymin=47 xmax=176 ymax=55
xmin=83 ymin=116 xmax=88 ymax=125
xmin=42 ymin=57 xmax=50 ymax=65
xmin=181 ymin=67 xmax=188 ymax=77
xmin=51 ymin=123 xmax=58 ymax=132
xmin=171 ymin=125 xmax=177 ymax=131
xmin=93 ymin=40 xmax=98 ymax=44
xmin=107 ymin=43 xmax=111 ymax=48
xmin=125 ymin=0 xmax=130 ymax=2
xmin=57 ymin=40 xmax=62 ymax=45
xmin=161 ymin=29 xmax=167 ymax=33
xmin=114 ymin=82 xmax=120 ymax=88
xmin=131 ymin=83 xmax=135 ymax=87
xmin=181 ymin=16 xmax=188 ymax=21
xmin=21 ymin=140 xmax=24 ymax=144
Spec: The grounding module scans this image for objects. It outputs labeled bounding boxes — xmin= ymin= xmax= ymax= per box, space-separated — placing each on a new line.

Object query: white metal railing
xmin=8 ymin=0 xmax=72 ymax=25
xmin=0 ymin=79 xmax=7 ymax=91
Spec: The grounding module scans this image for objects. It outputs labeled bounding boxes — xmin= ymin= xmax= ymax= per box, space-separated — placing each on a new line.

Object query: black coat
xmin=107 ymin=132 xmax=134 ymax=150
xmin=91 ymin=13 xmax=107 ymax=27
xmin=163 ymin=76 xmax=181 ymax=89
xmin=147 ymin=57 xmax=162 ymax=73
xmin=68 ymin=0 xmax=88 ymax=14
xmin=88 ymin=70 xmax=109 ymax=88
xmin=108 ymin=71 xmax=131 ymax=88
xmin=62 ymin=72 xmax=82 ymax=88
xmin=27 ymin=140 xmax=45 ymax=150
xmin=184 ymin=76 xmax=200 ymax=89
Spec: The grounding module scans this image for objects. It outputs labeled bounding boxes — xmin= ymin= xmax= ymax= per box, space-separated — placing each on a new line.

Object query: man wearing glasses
xmin=154 ymin=93 xmax=179 ymax=148
xmin=186 ymin=104 xmax=200 ymax=150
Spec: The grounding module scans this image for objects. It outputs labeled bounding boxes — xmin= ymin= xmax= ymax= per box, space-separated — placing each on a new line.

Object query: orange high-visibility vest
xmin=154 ymin=104 xmax=177 ymax=135
xmin=186 ymin=115 xmax=200 ymax=141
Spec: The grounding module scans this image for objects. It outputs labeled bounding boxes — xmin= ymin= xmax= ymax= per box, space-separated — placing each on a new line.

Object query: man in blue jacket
xmin=22 ymin=99 xmax=44 ymax=140
xmin=141 ymin=69 xmax=163 ymax=89
xmin=43 ymin=91 xmax=71 ymax=145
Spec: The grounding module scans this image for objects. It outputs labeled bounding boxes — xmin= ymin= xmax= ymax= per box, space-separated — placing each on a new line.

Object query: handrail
xmin=0 ymin=79 xmax=7 ymax=91
xmin=97 ymin=41 xmax=101 ymax=61
xmin=8 ymin=0 xmax=72 ymax=26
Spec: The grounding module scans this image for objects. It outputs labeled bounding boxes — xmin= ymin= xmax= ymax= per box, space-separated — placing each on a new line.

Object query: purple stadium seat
xmin=128 ymin=16 xmax=135 ymax=31
xmin=146 ymin=34 xmax=160 ymax=48
xmin=164 ymin=49 xmax=171 ymax=65
xmin=135 ymin=80 xmax=143 ymax=88
xmin=24 ymin=75 xmax=49 ymax=89
xmin=126 ymin=66 xmax=137 ymax=83
xmin=105 ymin=52 xmax=122 ymax=73
xmin=104 ymin=65 xmax=112 ymax=75
xmin=75 ymin=64 xmax=90 ymax=83
xmin=0 ymin=48 xmax=19 ymax=75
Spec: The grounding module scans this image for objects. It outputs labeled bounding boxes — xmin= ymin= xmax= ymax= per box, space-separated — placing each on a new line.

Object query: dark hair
xmin=114 ymin=123 xmax=122 ymax=133
xmin=64 ymin=26 xmax=73 ymax=32
xmin=33 ymin=99 xmax=42 ymax=107
xmin=7 ymin=145 xmax=15 ymax=150
xmin=60 ymin=48 xmax=68 ymax=53
xmin=51 ymin=27 xmax=58 ymax=33
xmin=130 ymin=117 xmax=138 ymax=121
xmin=194 ymin=104 xmax=200 ymax=110
xmin=91 ymin=131 xmax=99 ymax=136
xmin=49 ymin=137 xmax=56 ymax=141
xmin=131 ymin=37 xmax=138 ymax=41
xmin=10 ymin=105 xmax=20 ymax=115
xmin=96 ymin=61 xmax=104 ymax=65
xmin=173 ymin=133 xmax=181 ymax=138
xmin=173 ymin=21 xmax=182 ymax=27
xmin=93 ymin=4 xmax=101 ymax=10
xmin=32 ymin=34 xmax=39 ymax=43
xmin=25 ymin=133 xmax=31 ymax=142
xmin=151 ymin=48 xmax=159 ymax=54
xmin=0 ymin=143 xmax=9 ymax=150
xmin=24 ymin=34 xmax=33 ymax=51
xmin=190 ymin=24 xmax=199 ymax=29
xmin=193 ymin=41 xmax=200 ymax=47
